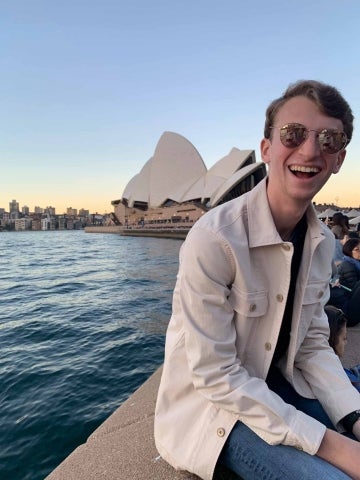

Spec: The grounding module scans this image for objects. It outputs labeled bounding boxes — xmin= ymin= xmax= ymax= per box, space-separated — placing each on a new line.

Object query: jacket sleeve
xmin=294 ymin=303 xmax=360 ymax=428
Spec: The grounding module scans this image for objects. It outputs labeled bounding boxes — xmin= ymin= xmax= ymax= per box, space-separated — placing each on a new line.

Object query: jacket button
xmin=276 ymin=294 xmax=284 ymax=302
xmin=317 ymin=291 xmax=323 ymax=298
xmin=282 ymin=244 xmax=291 ymax=251
xmin=265 ymin=342 xmax=272 ymax=351
xmin=249 ymin=303 xmax=256 ymax=312
xmin=295 ymin=444 xmax=303 ymax=451
xmin=217 ymin=428 xmax=225 ymax=437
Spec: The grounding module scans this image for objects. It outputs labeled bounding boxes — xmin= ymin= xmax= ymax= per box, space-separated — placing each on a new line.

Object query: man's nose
xmin=297 ymin=131 xmax=321 ymax=157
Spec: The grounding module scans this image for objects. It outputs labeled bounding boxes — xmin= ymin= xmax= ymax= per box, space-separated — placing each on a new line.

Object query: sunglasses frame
xmin=270 ymin=123 xmax=348 ymax=154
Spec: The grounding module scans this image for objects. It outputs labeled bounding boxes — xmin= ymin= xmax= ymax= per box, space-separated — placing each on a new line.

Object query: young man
xmin=155 ymin=80 xmax=360 ymax=479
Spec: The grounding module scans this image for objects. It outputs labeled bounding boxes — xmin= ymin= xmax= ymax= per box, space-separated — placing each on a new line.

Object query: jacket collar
xmin=246 ymin=177 xmax=325 ymax=249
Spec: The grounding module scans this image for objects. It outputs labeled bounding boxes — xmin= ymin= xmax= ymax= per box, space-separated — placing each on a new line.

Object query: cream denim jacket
xmin=154 ymin=178 xmax=360 ymax=480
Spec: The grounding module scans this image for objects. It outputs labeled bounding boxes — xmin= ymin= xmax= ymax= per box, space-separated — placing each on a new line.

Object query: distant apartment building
xmin=50 ymin=217 xmax=57 ymax=230
xmin=41 ymin=218 xmax=49 ymax=230
xmin=31 ymin=218 xmax=42 ymax=231
xmin=44 ymin=206 xmax=56 ymax=216
xmin=9 ymin=199 xmax=19 ymax=213
xmin=15 ymin=218 xmax=32 ymax=231
xmin=22 ymin=205 xmax=30 ymax=216
xmin=0 ymin=198 xmax=102 ymax=232
xmin=9 ymin=199 xmax=20 ymax=221
xmin=67 ymin=207 xmax=77 ymax=216
xmin=66 ymin=219 xmax=74 ymax=230
xmin=0 ymin=211 xmax=9 ymax=229
xmin=41 ymin=217 xmax=56 ymax=230
xmin=58 ymin=217 xmax=66 ymax=230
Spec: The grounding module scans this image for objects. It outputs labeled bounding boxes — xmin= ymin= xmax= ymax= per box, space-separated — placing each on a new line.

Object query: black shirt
xmin=270 ymin=215 xmax=308 ymax=367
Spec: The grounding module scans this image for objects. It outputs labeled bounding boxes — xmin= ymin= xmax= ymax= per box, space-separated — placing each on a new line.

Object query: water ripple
xmin=0 ymin=231 xmax=181 ymax=480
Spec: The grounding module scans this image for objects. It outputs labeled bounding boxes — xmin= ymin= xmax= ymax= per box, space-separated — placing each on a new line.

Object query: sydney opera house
xmin=111 ymin=132 xmax=267 ymax=232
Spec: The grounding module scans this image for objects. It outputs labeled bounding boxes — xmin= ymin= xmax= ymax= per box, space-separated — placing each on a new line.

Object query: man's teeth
xmin=289 ymin=166 xmax=320 ymax=173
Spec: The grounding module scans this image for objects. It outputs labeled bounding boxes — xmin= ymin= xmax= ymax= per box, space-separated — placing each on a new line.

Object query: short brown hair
xmin=264 ymin=80 xmax=354 ymax=143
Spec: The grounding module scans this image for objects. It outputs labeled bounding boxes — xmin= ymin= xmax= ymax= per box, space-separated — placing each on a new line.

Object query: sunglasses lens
xmin=319 ymin=130 xmax=347 ymax=154
xmin=279 ymin=124 xmax=307 ymax=148
xmin=278 ymin=124 xmax=347 ymax=153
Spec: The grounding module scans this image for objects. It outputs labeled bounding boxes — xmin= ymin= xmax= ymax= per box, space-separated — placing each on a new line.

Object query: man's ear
xmin=261 ymin=138 xmax=271 ymax=164
xmin=333 ymin=150 xmax=346 ymax=174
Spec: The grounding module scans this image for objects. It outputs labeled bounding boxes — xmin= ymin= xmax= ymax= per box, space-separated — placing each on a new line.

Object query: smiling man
xmin=155 ymin=80 xmax=360 ymax=480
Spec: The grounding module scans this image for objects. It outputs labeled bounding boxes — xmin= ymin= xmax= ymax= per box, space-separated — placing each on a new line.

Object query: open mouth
xmin=289 ymin=165 xmax=320 ymax=178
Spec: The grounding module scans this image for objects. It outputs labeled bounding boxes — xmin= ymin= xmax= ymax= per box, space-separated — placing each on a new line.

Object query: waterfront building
xmin=67 ymin=219 xmax=74 ymax=230
xmin=41 ymin=217 xmax=51 ymax=231
xmin=58 ymin=217 xmax=67 ymax=230
xmin=0 ymin=202 xmax=98 ymax=232
xmin=31 ymin=218 xmax=42 ymax=231
xmin=112 ymin=131 xmax=267 ymax=229
xmin=15 ymin=218 xmax=32 ymax=231
xmin=49 ymin=217 xmax=57 ymax=230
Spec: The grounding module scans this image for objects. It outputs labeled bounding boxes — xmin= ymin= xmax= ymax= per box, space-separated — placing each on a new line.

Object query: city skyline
xmin=1 ymin=1 xmax=360 ymax=212
xmin=2 ymin=188 xmax=360 ymax=217
xmin=1 ymin=199 xmax=99 ymax=215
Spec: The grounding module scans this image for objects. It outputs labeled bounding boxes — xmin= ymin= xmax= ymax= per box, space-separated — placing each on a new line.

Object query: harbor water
xmin=0 ymin=231 xmax=182 ymax=480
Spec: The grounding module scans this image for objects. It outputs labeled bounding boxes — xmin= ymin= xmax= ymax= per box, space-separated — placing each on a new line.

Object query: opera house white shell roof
xmin=120 ymin=131 xmax=267 ymax=210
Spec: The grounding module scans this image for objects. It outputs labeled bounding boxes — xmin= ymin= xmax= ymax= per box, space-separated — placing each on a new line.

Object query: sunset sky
xmin=1 ymin=0 xmax=360 ymax=214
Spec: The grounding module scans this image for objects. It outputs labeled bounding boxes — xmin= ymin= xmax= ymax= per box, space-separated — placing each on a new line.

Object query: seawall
xmin=85 ymin=226 xmax=123 ymax=234
xmin=85 ymin=225 xmax=188 ymax=239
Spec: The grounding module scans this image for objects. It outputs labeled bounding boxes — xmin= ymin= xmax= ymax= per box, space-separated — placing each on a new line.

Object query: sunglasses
xmin=270 ymin=123 xmax=348 ymax=154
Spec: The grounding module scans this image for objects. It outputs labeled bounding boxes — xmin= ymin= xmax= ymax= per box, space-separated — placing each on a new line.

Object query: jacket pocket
xmin=228 ymin=285 xmax=268 ymax=317
xmin=302 ymin=281 xmax=327 ymax=306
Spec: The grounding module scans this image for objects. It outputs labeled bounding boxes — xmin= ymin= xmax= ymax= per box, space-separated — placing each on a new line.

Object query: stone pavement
xmin=46 ymin=324 xmax=360 ymax=480
xmin=342 ymin=322 xmax=360 ymax=369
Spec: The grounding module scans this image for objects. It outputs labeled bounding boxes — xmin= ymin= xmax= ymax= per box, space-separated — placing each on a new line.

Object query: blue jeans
xmin=216 ymin=367 xmax=352 ymax=479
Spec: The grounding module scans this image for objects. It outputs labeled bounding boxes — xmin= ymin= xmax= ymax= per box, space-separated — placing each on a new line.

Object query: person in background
xmin=333 ymin=231 xmax=359 ymax=271
xmin=331 ymin=212 xmax=349 ymax=241
xmin=155 ymin=80 xmax=360 ymax=480
xmin=330 ymin=212 xmax=348 ymax=277
xmin=325 ymin=305 xmax=360 ymax=392
xmin=338 ymin=238 xmax=360 ymax=291
xmin=333 ymin=237 xmax=360 ymax=327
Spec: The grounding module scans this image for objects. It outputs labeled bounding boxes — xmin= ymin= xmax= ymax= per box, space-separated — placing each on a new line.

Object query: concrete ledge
xmin=46 ymin=325 xmax=360 ymax=480
xmin=119 ymin=229 xmax=188 ymax=239
xmin=84 ymin=225 xmax=188 ymax=239
xmin=46 ymin=367 xmax=199 ymax=480
xmin=85 ymin=226 xmax=123 ymax=234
